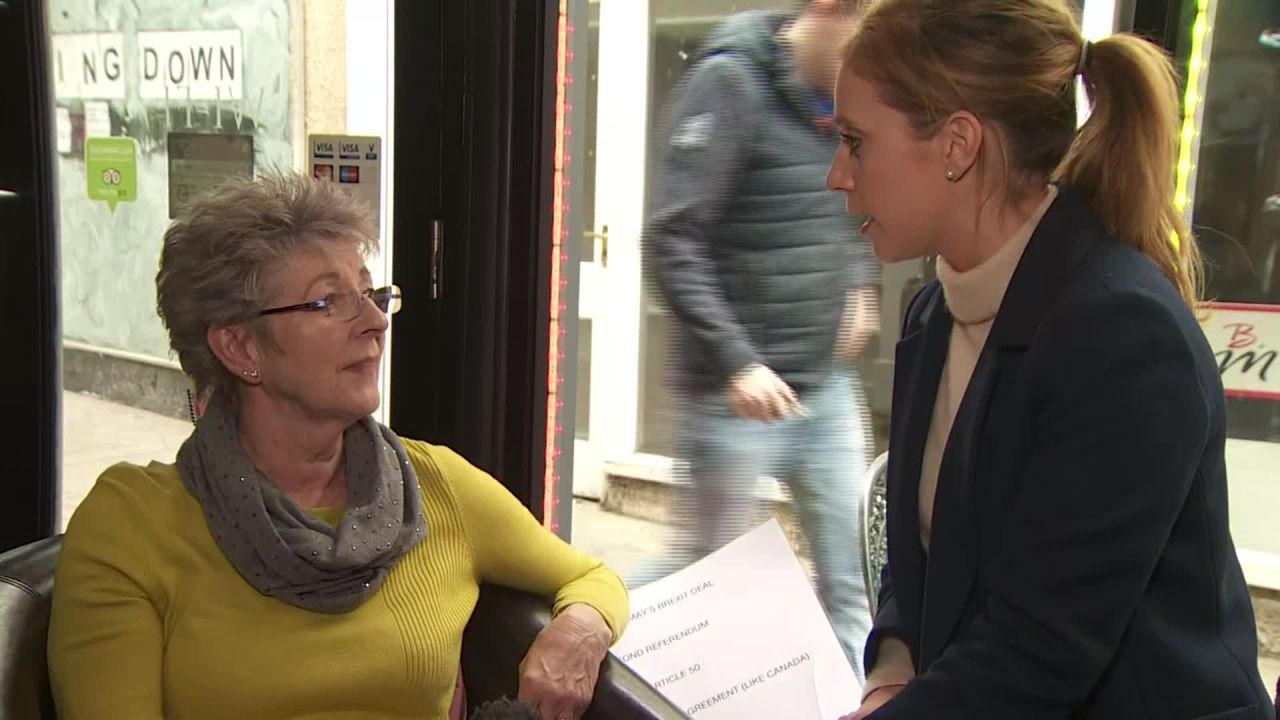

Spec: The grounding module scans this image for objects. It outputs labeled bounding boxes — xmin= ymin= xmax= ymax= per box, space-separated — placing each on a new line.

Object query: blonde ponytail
xmin=1054 ymin=36 xmax=1204 ymax=308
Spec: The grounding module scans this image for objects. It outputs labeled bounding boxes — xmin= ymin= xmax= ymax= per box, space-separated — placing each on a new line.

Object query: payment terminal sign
xmin=309 ymin=134 xmax=382 ymax=236
xmin=85 ymin=137 xmax=138 ymax=212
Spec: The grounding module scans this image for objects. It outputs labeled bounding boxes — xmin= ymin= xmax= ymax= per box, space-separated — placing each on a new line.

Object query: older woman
xmin=47 ymin=173 xmax=628 ymax=720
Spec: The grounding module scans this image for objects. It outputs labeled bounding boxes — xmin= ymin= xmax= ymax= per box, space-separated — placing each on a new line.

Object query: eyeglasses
xmin=257 ymin=285 xmax=403 ymax=321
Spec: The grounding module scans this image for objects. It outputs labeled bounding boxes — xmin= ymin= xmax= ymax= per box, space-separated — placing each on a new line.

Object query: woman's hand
xmin=518 ymin=603 xmax=612 ymax=720
xmin=840 ymin=683 xmax=905 ymax=720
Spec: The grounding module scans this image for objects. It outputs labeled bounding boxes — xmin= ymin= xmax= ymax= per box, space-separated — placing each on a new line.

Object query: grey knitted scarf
xmin=176 ymin=393 xmax=427 ymax=613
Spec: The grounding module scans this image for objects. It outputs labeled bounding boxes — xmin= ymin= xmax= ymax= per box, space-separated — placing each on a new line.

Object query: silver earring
xmin=244 ymin=368 xmax=261 ymax=380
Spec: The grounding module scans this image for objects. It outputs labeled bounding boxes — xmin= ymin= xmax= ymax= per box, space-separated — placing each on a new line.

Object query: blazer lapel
xmin=886 ymin=285 xmax=951 ymax=645
xmin=916 ymin=184 xmax=1106 ymax=668
xmin=918 ymin=346 xmax=1003 ymax=668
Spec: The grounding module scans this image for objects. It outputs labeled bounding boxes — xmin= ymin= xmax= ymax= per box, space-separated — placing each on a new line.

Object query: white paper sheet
xmin=612 ymin=519 xmax=862 ymax=719
xmin=84 ymin=100 xmax=112 ymax=138
xmin=55 ymin=107 xmax=72 ymax=154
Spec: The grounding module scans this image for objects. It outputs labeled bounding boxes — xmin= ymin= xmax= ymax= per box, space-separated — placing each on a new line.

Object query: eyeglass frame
xmin=256 ymin=284 xmax=403 ymax=320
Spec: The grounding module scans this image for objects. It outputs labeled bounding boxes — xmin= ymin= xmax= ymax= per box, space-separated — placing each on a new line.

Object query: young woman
xmin=827 ymin=1 xmax=1274 ymax=717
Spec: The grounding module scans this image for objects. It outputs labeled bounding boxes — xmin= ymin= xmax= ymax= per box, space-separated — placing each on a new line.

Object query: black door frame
xmin=0 ymin=0 xmax=62 ymax=553
xmin=1124 ymin=0 xmax=1190 ymax=54
xmin=390 ymin=0 xmax=574 ymax=532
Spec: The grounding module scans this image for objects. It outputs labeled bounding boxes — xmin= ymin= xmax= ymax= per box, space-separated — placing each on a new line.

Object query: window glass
xmin=50 ymin=0 xmax=395 ymax=526
xmin=563 ymin=0 xmax=898 ymax=681
xmin=1175 ymin=0 xmax=1280 ymax=558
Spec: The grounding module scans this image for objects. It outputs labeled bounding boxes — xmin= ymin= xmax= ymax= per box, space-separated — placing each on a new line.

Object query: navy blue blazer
xmin=866 ymin=186 xmax=1274 ymax=719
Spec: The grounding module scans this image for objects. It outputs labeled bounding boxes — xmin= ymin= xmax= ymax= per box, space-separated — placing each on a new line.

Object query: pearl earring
xmin=945 ymin=170 xmax=958 ymax=181
xmin=244 ymin=368 xmax=261 ymax=380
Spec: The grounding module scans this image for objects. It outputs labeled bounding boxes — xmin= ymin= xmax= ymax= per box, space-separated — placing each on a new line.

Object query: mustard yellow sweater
xmin=48 ymin=439 xmax=629 ymax=720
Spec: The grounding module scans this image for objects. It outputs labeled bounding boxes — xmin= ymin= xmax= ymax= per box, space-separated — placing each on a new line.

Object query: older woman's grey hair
xmin=155 ymin=172 xmax=378 ymax=400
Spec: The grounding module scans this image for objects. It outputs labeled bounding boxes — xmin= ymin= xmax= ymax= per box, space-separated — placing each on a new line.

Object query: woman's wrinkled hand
xmin=518 ymin=603 xmax=612 ymax=720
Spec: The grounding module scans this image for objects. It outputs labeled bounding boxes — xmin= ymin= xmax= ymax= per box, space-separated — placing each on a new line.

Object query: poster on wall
xmin=52 ymin=30 xmax=243 ymax=102
xmin=55 ymin=107 xmax=72 ymax=155
xmin=138 ymin=29 xmax=244 ymax=101
xmin=84 ymin=100 xmax=112 ymax=138
xmin=610 ymin=519 xmax=862 ymax=719
xmin=309 ymin=134 xmax=382 ymax=236
xmin=85 ymin=137 xmax=138 ymax=212
xmin=167 ymin=133 xmax=255 ymax=218
xmin=1200 ymin=302 xmax=1280 ymax=401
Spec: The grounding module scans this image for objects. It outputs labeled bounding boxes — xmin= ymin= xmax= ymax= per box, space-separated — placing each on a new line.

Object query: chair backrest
xmin=462 ymin=584 xmax=689 ymax=719
xmin=0 ymin=535 xmax=61 ymax=720
xmin=861 ymin=452 xmax=889 ymax=615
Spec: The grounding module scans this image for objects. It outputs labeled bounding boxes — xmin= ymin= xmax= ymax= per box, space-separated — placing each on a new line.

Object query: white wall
xmin=345 ymin=0 xmax=396 ymax=423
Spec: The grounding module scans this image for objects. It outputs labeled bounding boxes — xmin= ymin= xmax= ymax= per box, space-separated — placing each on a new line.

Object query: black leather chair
xmin=0 ymin=536 xmax=686 ymax=720
xmin=0 ymin=535 xmax=59 ymax=720
xmin=860 ymin=452 xmax=889 ymax=615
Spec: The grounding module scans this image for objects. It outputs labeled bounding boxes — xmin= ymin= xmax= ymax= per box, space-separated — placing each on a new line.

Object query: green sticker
xmin=85 ymin=137 xmax=138 ymax=212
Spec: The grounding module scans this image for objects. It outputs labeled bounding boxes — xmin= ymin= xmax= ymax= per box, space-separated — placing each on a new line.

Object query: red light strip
xmin=543 ymin=0 xmax=572 ymax=531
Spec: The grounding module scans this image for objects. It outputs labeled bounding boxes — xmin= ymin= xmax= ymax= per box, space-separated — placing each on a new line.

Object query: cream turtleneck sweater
xmin=918 ymin=184 xmax=1057 ymax=549
xmin=862 ymin=185 xmax=1058 ymax=699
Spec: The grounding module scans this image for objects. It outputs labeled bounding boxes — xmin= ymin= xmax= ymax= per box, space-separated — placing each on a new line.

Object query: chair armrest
xmin=461 ymin=584 xmax=689 ymax=719
xmin=0 ymin=535 xmax=63 ymax=720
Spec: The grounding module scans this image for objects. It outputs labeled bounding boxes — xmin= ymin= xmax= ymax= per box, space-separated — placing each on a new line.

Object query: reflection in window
xmin=565 ymin=1 xmax=881 ymax=678
xmin=49 ymin=0 xmax=355 ymax=526
xmin=1181 ymin=1 xmax=1280 ymax=443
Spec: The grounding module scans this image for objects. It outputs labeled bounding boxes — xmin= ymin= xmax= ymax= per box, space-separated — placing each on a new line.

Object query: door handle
xmin=582 ymin=224 xmax=609 ymax=267
xmin=430 ymin=219 xmax=443 ymax=300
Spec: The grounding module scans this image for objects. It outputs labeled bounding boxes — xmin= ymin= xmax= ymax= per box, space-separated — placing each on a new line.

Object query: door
xmin=572 ymin=0 xmax=651 ymax=500
xmin=0 ymin=0 xmax=61 ymax=551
